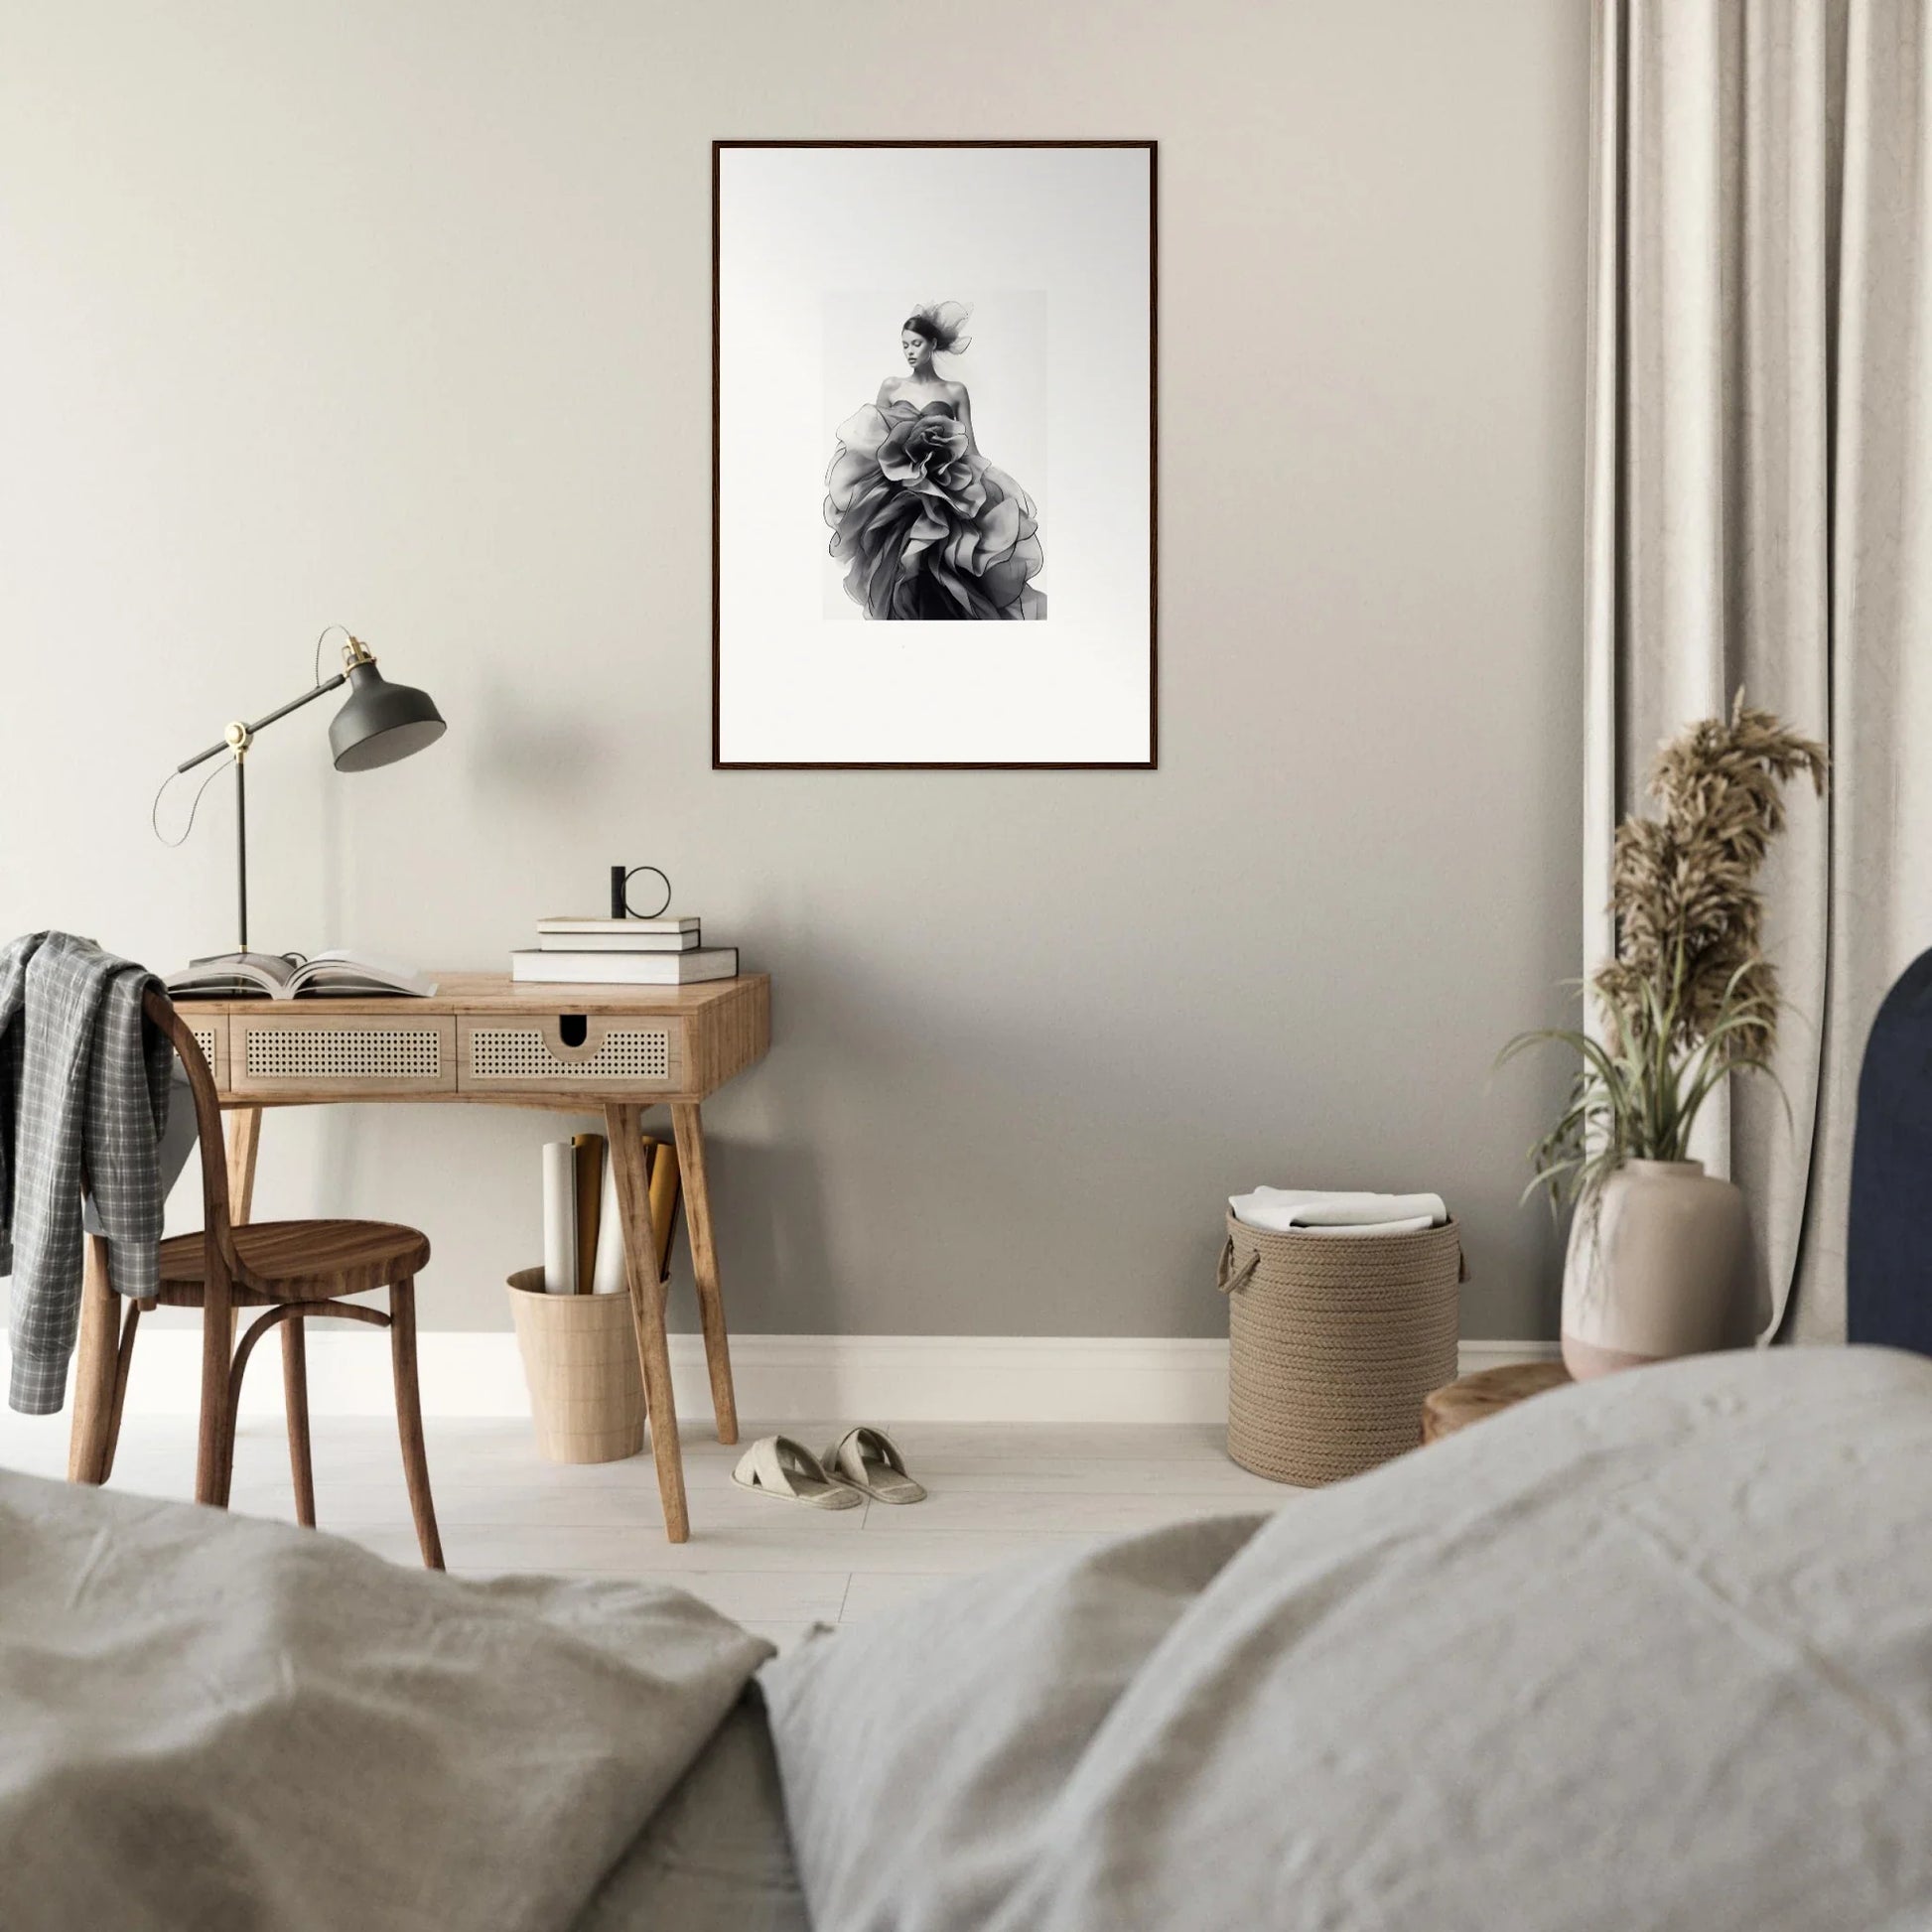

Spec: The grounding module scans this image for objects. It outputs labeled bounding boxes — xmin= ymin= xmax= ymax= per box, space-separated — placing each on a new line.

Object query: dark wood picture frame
xmin=712 ymin=138 xmax=1158 ymax=771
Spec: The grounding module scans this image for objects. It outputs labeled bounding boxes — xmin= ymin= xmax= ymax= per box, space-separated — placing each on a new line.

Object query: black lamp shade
xmin=329 ymin=661 xmax=447 ymax=771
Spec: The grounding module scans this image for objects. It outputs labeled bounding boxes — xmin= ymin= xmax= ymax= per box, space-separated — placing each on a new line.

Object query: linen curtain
xmin=1586 ymin=0 xmax=1932 ymax=1342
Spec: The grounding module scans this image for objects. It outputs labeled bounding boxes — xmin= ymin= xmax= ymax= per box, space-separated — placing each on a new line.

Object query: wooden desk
xmin=74 ymin=972 xmax=770 ymax=1543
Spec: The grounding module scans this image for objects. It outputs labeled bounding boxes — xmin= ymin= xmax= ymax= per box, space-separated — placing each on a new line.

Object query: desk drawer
xmin=230 ymin=1014 xmax=457 ymax=1095
xmin=459 ymin=1015 xmax=685 ymax=1093
xmin=180 ymin=1016 xmax=229 ymax=1090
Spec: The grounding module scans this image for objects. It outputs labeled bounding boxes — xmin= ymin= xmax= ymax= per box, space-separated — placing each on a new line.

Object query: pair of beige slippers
xmin=732 ymin=1426 xmax=926 ymax=1509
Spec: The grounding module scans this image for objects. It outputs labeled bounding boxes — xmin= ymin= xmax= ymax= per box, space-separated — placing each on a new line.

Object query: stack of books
xmin=511 ymin=915 xmax=740 ymax=986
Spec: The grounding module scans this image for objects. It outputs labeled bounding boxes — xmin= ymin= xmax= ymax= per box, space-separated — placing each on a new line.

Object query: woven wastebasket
xmin=1217 ymin=1214 xmax=1463 ymax=1485
xmin=506 ymin=1269 xmax=645 ymax=1464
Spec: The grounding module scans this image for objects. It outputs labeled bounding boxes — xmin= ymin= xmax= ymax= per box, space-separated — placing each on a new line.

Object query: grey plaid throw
xmin=1 ymin=934 xmax=172 ymax=1414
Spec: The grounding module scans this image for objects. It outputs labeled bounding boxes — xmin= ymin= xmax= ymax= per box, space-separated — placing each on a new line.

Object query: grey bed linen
xmin=578 ymin=1692 xmax=807 ymax=1932
xmin=762 ymin=1346 xmax=1932 ymax=1932
xmin=0 ymin=1468 xmax=772 ymax=1932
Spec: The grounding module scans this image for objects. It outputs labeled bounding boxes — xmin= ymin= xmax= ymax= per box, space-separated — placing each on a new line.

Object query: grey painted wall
xmin=0 ymin=0 xmax=1587 ymax=1339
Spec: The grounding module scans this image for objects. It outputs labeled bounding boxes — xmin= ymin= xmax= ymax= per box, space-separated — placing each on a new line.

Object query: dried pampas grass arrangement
xmin=1502 ymin=694 xmax=1828 ymax=1208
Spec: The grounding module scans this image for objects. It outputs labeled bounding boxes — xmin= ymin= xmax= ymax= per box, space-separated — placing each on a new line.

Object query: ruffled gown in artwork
xmin=824 ymin=400 xmax=1046 ymax=621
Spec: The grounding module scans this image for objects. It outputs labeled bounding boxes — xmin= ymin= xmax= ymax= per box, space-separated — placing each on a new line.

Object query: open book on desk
xmin=165 ymin=950 xmax=438 ymax=1000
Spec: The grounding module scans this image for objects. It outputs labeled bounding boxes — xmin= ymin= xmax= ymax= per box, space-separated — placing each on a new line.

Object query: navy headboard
xmin=1849 ymin=948 xmax=1932 ymax=1354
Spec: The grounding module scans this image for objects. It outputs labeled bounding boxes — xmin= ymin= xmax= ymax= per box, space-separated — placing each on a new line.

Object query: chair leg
xmin=97 ymin=1300 xmax=144 ymax=1485
xmin=68 ymin=1234 xmax=120 ymax=1483
xmin=282 ymin=1317 xmax=316 ymax=1528
xmin=196 ymin=1284 xmax=235 ymax=1508
xmin=387 ymin=1277 xmax=443 ymax=1570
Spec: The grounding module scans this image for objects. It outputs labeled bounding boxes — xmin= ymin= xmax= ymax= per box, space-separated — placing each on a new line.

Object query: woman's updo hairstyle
xmin=901 ymin=300 xmax=973 ymax=355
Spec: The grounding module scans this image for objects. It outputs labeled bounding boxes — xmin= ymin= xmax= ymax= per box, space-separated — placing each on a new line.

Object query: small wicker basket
xmin=506 ymin=1269 xmax=645 ymax=1464
xmin=1217 ymin=1213 xmax=1463 ymax=1486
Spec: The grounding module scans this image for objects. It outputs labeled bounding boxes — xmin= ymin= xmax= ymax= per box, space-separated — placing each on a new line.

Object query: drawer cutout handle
xmin=537 ymin=1015 xmax=611 ymax=1063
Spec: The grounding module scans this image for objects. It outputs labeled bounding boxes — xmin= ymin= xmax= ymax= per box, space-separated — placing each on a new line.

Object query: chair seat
xmin=156 ymin=1219 xmax=431 ymax=1303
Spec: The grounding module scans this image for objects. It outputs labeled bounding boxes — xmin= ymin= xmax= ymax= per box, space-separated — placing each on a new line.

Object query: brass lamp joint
xmin=223 ymin=721 xmax=252 ymax=759
xmin=342 ymin=634 xmax=375 ymax=669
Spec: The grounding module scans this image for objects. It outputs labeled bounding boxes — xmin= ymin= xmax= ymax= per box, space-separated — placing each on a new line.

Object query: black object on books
xmin=511 ymin=947 xmax=738 ymax=987
xmin=611 ymin=865 xmax=673 ymax=920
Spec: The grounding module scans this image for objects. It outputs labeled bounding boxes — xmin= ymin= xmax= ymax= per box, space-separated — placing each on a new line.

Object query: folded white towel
xmin=1228 ymin=1188 xmax=1449 ymax=1236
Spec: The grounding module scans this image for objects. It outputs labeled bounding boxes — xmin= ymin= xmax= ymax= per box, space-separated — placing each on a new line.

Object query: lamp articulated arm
xmin=175 ymin=635 xmax=374 ymax=775
xmin=158 ymin=628 xmax=445 ymax=964
xmin=171 ymin=638 xmax=376 ymax=955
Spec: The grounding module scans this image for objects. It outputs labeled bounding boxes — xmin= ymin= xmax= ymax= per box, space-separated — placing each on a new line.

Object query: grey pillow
xmin=761 ymin=1349 xmax=1932 ymax=1932
xmin=758 ymin=1512 xmax=1265 ymax=1932
xmin=579 ymin=1691 xmax=808 ymax=1932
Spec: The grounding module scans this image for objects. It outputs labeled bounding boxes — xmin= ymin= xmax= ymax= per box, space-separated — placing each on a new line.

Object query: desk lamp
xmin=158 ymin=626 xmax=446 ymax=970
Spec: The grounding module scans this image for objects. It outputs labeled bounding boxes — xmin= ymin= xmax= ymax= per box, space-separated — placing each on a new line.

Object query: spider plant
xmin=1502 ymin=696 xmax=1828 ymax=1210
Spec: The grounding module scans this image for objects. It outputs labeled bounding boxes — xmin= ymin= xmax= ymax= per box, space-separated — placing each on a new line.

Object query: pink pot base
xmin=1562 ymin=1332 xmax=1658 ymax=1380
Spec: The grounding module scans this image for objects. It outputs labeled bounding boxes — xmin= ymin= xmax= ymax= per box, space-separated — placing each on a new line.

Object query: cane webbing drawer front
xmin=459 ymin=1016 xmax=684 ymax=1093
xmin=231 ymin=1015 xmax=457 ymax=1093
xmin=183 ymin=1018 xmax=228 ymax=1089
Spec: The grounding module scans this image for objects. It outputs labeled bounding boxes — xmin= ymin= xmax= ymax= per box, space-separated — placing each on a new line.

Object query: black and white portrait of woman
xmin=824 ymin=301 xmax=1046 ymax=621
xmin=715 ymin=140 xmax=1152 ymax=766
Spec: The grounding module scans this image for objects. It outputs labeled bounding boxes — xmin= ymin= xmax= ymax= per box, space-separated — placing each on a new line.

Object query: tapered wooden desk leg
xmin=68 ymin=1234 xmax=119 ymax=1483
xmin=100 ymin=1300 xmax=142 ymax=1484
xmin=607 ymin=1103 xmax=689 ymax=1542
xmin=670 ymin=1102 xmax=738 ymax=1447
xmin=225 ymin=1106 xmax=261 ymax=1222
xmin=226 ymin=1105 xmax=305 ymax=1512
xmin=223 ymin=1106 xmax=261 ymax=1343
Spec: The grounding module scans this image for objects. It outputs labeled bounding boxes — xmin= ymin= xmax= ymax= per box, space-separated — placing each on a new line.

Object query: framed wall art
xmin=713 ymin=139 xmax=1157 ymax=768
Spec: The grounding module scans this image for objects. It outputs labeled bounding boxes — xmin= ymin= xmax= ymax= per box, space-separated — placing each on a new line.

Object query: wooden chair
xmin=67 ymin=988 xmax=443 ymax=1568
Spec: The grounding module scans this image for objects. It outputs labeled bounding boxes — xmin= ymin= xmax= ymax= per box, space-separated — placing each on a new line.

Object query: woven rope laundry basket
xmin=1218 ymin=1212 xmax=1463 ymax=1485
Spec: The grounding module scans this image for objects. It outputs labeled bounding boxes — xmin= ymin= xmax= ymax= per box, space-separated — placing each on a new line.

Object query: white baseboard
xmin=33 ymin=1331 xmax=1561 ymax=1427
xmin=1455 ymin=1338 xmax=1564 ymax=1376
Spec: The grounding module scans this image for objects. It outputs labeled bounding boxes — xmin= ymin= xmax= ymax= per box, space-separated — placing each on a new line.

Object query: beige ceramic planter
xmin=1561 ymin=1160 xmax=1747 ymax=1379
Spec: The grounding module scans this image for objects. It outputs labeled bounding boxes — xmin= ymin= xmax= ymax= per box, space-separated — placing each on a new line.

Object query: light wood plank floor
xmin=0 ymin=1412 xmax=1299 ymax=1649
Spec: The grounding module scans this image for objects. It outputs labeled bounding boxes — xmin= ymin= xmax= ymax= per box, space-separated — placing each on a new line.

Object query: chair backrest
xmin=141 ymin=987 xmax=244 ymax=1291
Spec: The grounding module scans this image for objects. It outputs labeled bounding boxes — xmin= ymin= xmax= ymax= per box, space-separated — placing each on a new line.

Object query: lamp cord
xmin=152 ymin=624 xmax=350 ymax=849
xmin=149 ymin=759 xmax=230 ymax=849
xmin=313 ymin=621 xmax=349 ymax=687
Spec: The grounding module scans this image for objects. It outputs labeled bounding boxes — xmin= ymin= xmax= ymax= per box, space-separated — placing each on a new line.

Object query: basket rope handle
xmin=1218 ymin=1231 xmax=1465 ymax=1290
xmin=1216 ymin=1237 xmax=1260 ymax=1296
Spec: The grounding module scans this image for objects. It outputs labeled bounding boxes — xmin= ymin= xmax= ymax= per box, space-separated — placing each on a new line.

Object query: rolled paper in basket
xmin=646 ymin=1138 xmax=680 ymax=1281
xmin=541 ymin=1142 xmax=577 ymax=1294
xmin=571 ymin=1134 xmax=606 ymax=1294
